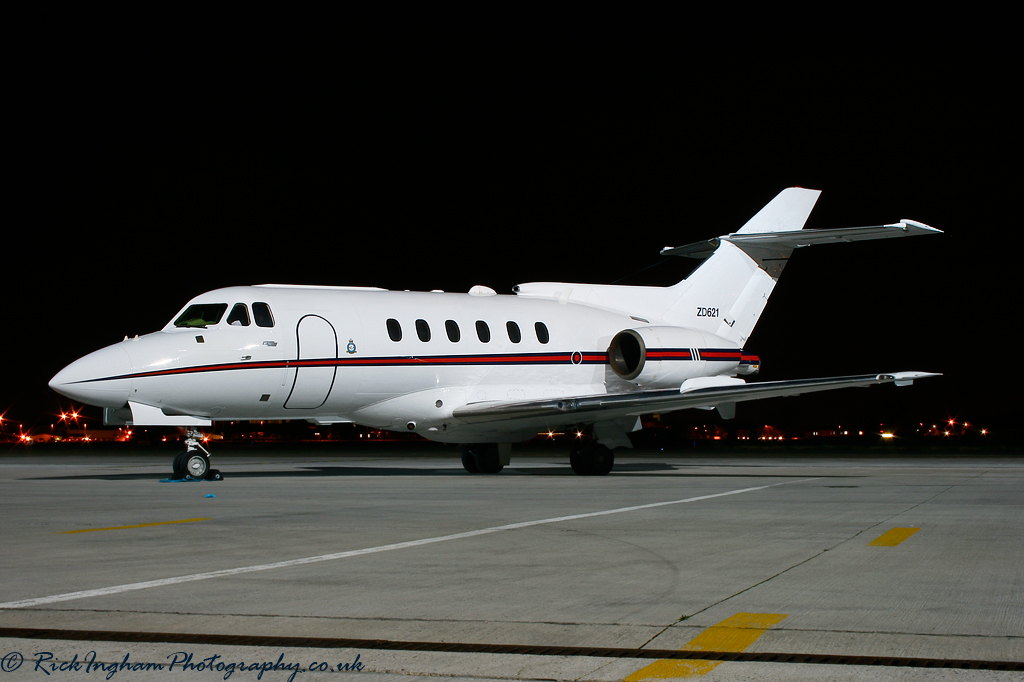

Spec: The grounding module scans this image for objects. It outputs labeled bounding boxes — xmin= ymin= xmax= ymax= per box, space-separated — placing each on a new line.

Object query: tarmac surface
xmin=0 ymin=446 xmax=1021 ymax=680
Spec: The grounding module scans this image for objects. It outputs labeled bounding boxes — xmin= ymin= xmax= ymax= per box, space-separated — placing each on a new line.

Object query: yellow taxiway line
xmin=54 ymin=518 xmax=211 ymax=534
xmin=625 ymin=612 xmax=788 ymax=680
xmin=869 ymin=527 xmax=920 ymax=546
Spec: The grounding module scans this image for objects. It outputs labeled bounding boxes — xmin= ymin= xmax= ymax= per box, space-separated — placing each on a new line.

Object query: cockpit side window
xmin=174 ymin=303 xmax=228 ymax=328
xmin=227 ymin=303 xmax=250 ymax=326
xmin=253 ymin=302 xmax=275 ymax=328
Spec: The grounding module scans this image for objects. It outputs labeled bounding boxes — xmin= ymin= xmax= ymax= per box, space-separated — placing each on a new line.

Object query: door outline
xmin=284 ymin=314 xmax=338 ymax=409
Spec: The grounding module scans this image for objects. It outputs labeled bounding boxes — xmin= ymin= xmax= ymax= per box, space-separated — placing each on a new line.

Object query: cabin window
xmin=416 ymin=319 xmax=431 ymax=342
xmin=386 ymin=318 xmax=402 ymax=342
xmin=506 ymin=321 xmax=521 ymax=343
xmin=227 ymin=303 xmax=250 ymax=326
xmin=535 ymin=322 xmax=549 ymax=344
xmin=476 ymin=320 xmax=490 ymax=343
xmin=445 ymin=320 xmax=461 ymax=342
xmin=253 ymin=302 xmax=275 ymax=328
xmin=174 ymin=303 xmax=227 ymax=328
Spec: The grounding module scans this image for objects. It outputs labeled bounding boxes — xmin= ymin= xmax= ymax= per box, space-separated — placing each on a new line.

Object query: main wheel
xmin=462 ymin=445 xmax=503 ymax=474
xmin=461 ymin=450 xmax=481 ymax=473
xmin=569 ymin=443 xmax=614 ymax=476
xmin=588 ymin=444 xmax=614 ymax=476
xmin=475 ymin=445 xmax=504 ymax=474
xmin=185 ymin=452 xmax=210 ymax=479
xmin=569 ymin=447 xmax=591 ymax=475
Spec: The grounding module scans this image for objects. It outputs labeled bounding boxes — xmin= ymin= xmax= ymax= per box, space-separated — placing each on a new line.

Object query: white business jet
xmin=50 ymin=188 xmax=940 ymax=478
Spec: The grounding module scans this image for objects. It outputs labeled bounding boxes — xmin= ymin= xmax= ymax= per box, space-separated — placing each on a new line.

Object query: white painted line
xmin=1 ymin=478 xmax=819 ymax=609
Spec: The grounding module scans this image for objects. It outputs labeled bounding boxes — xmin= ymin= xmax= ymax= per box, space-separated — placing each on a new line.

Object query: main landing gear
xmin=569 ymin=442 xmax=614 ymax=476
xmin=171 ymin=428 xmax=222 ymax=481
xmin=461 ymin=444 xmax=505 ymax=474
xmin=460 ymin=441 xmax=615 ymax=476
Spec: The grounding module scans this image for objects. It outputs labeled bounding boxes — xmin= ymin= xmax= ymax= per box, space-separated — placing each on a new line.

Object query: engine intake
xmin=608 ymin=329 xmax=646 ymax=380
xmin=607 ymin=326 xmax=745 ymax=388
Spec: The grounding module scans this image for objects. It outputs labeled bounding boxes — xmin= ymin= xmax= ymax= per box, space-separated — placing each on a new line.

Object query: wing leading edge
xmin=452 ymin=372 xmax=940 ymax=426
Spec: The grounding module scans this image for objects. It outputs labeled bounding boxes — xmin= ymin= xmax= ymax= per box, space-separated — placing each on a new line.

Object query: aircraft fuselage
xmin=51 ymin=285 xmax=744 ymax=443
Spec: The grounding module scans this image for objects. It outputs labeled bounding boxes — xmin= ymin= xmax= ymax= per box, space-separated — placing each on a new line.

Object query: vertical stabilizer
xmin=660 ymin=188 xmax=821 ymax=346
xmin=736 ymin=187 xmax=822 ymax=234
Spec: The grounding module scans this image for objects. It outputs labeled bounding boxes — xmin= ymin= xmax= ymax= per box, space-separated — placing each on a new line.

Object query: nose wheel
xmin=185 ymin=451 xmax=210 ymax=478
xmin=171 ymin=429 xmax=221 ymax=480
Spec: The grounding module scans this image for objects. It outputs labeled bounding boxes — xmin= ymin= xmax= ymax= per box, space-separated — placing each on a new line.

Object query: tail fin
xmin=737 ymin=187 xmax=823 ymax=235
xmin=659 ymin=187 xmax=820 ymax=345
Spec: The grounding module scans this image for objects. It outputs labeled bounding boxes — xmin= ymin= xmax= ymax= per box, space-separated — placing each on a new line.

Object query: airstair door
xmin=284 ymin=315 xmax=337 ymax=409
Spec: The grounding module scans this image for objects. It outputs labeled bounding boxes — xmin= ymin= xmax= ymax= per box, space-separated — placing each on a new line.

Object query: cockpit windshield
xmin=174 ymin=303 xmax=228 ymax=328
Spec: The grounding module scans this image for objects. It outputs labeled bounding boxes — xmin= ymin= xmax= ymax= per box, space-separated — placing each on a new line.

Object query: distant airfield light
xmin=881 ymin=433 xmax=894 ymax=439
xmin=981 ymin=429 xmax=988 ymax=435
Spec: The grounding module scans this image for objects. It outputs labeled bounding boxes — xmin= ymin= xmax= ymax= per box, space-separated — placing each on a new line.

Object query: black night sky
xmin=4 ymin=40 xmax=1015 ymax=441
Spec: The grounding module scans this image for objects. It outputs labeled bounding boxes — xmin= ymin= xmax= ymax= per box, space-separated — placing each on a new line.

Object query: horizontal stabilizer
xmin=662 ymin=220 xmax=941 ymax=258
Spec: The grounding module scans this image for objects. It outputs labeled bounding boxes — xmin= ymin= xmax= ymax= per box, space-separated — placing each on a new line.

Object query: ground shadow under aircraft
xmin=26 ymin=462 xmax=859 ymax=481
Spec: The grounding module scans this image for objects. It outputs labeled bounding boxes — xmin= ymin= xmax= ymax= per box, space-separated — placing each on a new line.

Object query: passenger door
xmin=284 ymin=314 xmax=337 ymax=409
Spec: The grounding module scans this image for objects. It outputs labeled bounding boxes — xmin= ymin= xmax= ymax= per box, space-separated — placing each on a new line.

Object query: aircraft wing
xmin=452 ymin=372 xmax=940 ymax=425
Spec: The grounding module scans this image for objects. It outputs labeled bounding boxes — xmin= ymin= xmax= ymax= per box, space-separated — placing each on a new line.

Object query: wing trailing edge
xmin=451 ymin=372 xmax=940 ymax=426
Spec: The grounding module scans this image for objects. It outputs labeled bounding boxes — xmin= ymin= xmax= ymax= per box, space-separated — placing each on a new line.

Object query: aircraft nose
xmin=49 ymin=344 xmax=134 ymax=408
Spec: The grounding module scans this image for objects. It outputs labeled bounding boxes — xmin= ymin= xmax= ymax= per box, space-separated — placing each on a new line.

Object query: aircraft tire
xmin=463 ymin=445 xmax=503 ymax=474
xmin=461 ymin=450 xmax=481 ymax=474
xmin=185 ymin=452 xmax=210 ymax=479
xmin=569 ymin=448 xmax=591 ymax=475
xmin=476 ymin=447 xmax=504 ymax=474
xmin=588 ymin=444 xmax=614 ymax=476
xmin=172 ymin=451 xmax=188 ymax=477
xmin=570 ymin=443 xmax=614 ymax=476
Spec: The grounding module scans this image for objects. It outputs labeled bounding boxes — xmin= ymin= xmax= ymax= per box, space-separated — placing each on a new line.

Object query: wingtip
xmin=881 ymin=371 xmax=942 ymax=386
xmin=899 ymin=219 xmax=943 ymax=234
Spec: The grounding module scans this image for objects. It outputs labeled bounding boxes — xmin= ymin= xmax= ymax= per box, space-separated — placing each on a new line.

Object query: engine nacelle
xmin=607 ymin=326 xmax=749 ymax=388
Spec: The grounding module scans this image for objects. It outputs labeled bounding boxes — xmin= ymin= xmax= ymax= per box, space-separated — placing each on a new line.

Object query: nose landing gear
xmin=171 ymin=428 xmax=222 ymax=481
